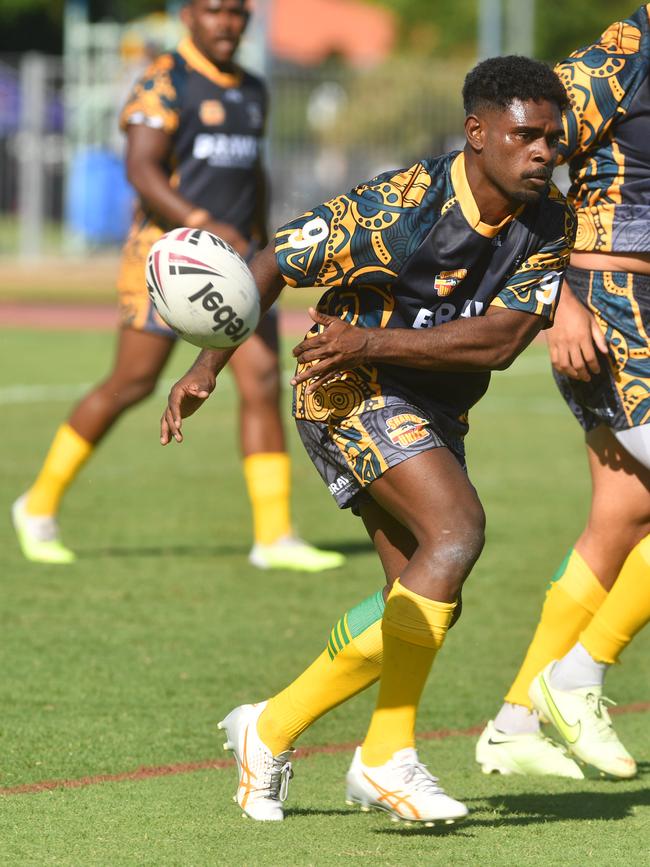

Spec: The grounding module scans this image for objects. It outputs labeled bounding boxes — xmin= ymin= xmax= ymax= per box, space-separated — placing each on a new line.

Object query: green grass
xmin=1 ymin=330 xmax=648 ymax=865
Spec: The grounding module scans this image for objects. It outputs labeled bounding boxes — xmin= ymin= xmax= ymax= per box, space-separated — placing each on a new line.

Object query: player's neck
xmin=462 ymin=147 xmax=519 ymax=225
xmin=190 ymin=38 xmax=238 ymax=75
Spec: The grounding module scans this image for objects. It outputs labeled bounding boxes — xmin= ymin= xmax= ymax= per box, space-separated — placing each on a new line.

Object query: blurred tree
xmin=0 ymin=0 xmax=63 ymax=52
xmin=0 ymin=0 xmax=165 ymax=53
xmin=370 ymin=0 xmax=643 ymax=60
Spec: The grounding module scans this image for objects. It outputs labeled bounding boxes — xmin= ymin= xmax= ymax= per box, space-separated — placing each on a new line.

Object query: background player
xmin=12 ymin=0 xmax=343 ymax=574
xmin=160 ymin=56 xmax=574 ymax=822
xmin=477 ymin=4 xmax=650 ymax=780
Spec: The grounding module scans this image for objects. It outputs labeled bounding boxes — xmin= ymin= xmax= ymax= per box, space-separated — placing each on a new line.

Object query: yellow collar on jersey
xmin=451 ymin=152 xmax=519 ymax=239
xmin=178 ymin=37 xmax=243 ymax=89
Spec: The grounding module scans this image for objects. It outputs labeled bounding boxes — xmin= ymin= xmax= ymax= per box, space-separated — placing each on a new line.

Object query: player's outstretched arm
xmin=545 ymin=278 xmax=608 ymax=382
xmin=160 ymin=243 xmax=285 ymax=444
xmin=292 ymin=305 xmax=543 ymax=391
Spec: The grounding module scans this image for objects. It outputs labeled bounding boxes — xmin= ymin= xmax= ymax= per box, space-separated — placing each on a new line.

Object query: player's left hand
xmin=160 ymin=367 xmax=216 ymax=444
xmin=291 ymin=308 xmax=371 ymax=392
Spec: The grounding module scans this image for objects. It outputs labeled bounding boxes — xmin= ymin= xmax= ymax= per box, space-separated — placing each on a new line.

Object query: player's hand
xmin=291 ymin=308 xmax=371 ymax=392
xmin=160 ymin=368 xmax=216 ymax=444
xmin=204 ymin=220 xmax=250 ymax=258
xmin=546 ymin=279 xmax=608 ymax=381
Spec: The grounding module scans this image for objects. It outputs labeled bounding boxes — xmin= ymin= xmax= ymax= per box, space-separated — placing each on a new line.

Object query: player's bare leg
xmin=229 ymin=313 xmax=344 ymax=572
xmin=13 ymin=328 xmax=174 ymax=563
xmin=68 ymin=328 xmax=175 ymax=443
xmin=484 ymin=425 xmax=650 ymax=778
xmin=344 ymin=448 xmax=481 ymax=824
xmin=574 ymin=425 xmax=650 ymax=588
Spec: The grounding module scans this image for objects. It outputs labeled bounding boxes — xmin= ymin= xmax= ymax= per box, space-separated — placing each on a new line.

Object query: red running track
xmin=1 ymin=703 xmax=648 ymax=797
xmin=0 ymin=304 xmax=313 ymax=336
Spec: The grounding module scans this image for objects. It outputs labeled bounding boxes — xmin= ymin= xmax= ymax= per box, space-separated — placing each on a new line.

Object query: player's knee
xmin=438 ymin=522 xmax=485 ymax=576
xmin=423 ymin=506 xmax=485 ymax=588
xmin=238 ymin=365 xmax=280 ymax=407
xmin=103 ymin=374 xmax=158 ymax=409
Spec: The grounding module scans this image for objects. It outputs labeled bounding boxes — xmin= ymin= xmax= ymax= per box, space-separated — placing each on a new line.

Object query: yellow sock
xmin=25 ymin=424 xmax=93 ymax=517
xmin=242 ymin=452 xmax=292 ymax=545
xmin=581 ymin=535 xmax=650 ymax=664
xmin=505 ymin=549 xmax=608 ymax=708
xmin=257 ymin=591 xmax=385 ymax=754
xmin=361 ymin=579 xmax=455 ymax=767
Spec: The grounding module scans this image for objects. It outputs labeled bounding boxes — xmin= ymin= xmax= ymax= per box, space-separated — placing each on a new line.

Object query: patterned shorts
xmin=117 ymin=222 xmax=174 ymax=335
xmin=296 ymin=397 xmax=466 ymax=511
xmin=554 ymin=266 xmax=650 ymax=432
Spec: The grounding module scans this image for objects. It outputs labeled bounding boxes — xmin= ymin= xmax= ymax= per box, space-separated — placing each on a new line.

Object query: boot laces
xmin=267 ymin=752 xmax=294 ymax=802
xmin=397 ymin=756 xmax=444 ymax=795
xmin=585 ymin=692 xmax=617 ymax=739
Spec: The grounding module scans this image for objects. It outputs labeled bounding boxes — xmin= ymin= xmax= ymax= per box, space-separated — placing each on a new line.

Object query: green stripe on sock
xmin=335 ymin=618 xmax=350 ymax=651
xmin=549 ymin=550 xmax=573 ymax=587
xmin=329 ymin=622 xmax=343 ymax=653
xmin=345 ymin=590 xmax=385 ymax=638
xmin=326 ymin=590 xmax=385 ymax=660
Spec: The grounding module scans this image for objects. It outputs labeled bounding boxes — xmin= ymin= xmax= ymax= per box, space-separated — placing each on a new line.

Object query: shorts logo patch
xmin=385 ymin=413 xmax=431 ymax=448
xmin=434 ymin=269 xmax=467 ymax=297
xmin=199 ymin=99 xmax=225 ymax=126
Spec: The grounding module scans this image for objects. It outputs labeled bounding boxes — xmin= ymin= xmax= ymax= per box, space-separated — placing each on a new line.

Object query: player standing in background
xmin=12 ymin=0 xmax=343 ymax=574
xmin=477 ymin=4 xmax=650 ymax=781
xmin=160 ymin=56 xmax=574 ymax=822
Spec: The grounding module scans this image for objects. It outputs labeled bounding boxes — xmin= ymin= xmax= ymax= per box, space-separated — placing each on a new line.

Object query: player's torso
xmin=569 ymin=64 xmax=650 ymax=252
xmin=388 ymin=203 xmax=532 ymax=331
xmin=171 ymin=62 xmax=265 ymax=234
xmin=295 ymin=153 xmax=559 ymax=425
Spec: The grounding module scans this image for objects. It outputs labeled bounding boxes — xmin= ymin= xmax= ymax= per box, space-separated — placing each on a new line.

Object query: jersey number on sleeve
xmin=289 ymin=216 xmax=330 ymax=249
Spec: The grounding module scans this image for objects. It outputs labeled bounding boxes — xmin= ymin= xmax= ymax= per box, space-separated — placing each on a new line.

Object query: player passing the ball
xmin=477 ymin=4 xmax=650 ymax=782
xmin=12 ymin=0 xmax=343 ymax=573
xmin=161 ymin=56 xmax=575 ymax=823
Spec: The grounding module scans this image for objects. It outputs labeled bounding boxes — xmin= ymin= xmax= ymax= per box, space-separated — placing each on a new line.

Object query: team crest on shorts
xmin=385 ymin=413 xmax=431 ymax=448
xmin=199 ymin=99 xmax=225 ymax=126
xmin=434 ymin=269 xmax=467 ymax=297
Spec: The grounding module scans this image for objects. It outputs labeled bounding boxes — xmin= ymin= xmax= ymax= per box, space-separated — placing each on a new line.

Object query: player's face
xmin=474 ymin=99 xmax=564 ymax=205
xmin=182 ymin=0 xmax=248 ymax=67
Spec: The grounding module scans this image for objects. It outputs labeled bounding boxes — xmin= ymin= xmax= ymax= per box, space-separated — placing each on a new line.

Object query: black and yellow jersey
xmin=119 ymin=37 xmax=267 ymax=239
xmin=555 ymin=3 xmax=650 ymax=252
xmin=275 ymin=151 xmax=576 ymax=431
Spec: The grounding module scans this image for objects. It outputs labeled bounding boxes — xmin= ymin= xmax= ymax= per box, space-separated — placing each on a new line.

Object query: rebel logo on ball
xmin=188 ymin=281 xmax=250 ymax=343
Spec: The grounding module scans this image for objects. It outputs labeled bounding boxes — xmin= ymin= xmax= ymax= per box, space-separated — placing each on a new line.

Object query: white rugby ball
xmin=145 ymin=228 xmax=260 ymax=349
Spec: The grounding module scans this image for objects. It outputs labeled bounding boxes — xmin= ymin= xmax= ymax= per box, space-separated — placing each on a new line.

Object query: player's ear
xmin=464 ymin=114 xmax=485 ymax=153
xmin=180 ymin=2 xmax=193 ymax=29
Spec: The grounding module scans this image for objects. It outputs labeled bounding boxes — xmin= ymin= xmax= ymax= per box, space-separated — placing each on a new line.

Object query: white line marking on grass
xmin=0 ymin=380 xmax=178 ymax=406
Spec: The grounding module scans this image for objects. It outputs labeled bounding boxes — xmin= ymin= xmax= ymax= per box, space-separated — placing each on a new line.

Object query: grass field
xmin=1 ymin=328 xmax=648 ymax=865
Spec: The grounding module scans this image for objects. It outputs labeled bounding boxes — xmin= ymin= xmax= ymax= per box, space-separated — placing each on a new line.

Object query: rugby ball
xmin=145 ymin=228 xmax=260 ymax=349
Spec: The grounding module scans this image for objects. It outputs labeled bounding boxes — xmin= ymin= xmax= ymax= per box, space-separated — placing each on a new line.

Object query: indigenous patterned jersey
xmin=555 ymin=4 xmax=650 ymax=252
xmin=120 ymin=37 xmax=267 ymax=239
xmin=276 ymin=151 xmax=576 ymax=430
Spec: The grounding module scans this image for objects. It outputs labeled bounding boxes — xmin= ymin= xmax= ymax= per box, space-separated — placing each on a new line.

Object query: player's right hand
xmin=160 ymin=370 xmax=216 ymax=444
xmin=204 ymin=220 xmax=250 ymax=258
xmin=546 ymin=278 xmax=608 ymax=381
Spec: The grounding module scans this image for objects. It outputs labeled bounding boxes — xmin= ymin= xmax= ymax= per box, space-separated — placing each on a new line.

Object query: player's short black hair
xmin=462 ymin=55 xmax=568 ymax=115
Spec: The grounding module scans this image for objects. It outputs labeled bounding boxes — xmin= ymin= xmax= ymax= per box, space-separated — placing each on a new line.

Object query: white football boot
xmin=218 ymin=702 xmax=294 ymax=821
xmin=476 ymin=720 xmax=584 ymax=778
xmin=345 ymin=746 xmax=468 ymax=826
xmin=529 ymin=662 xmax=637 ymax=779
xmin=12 ymin=494 xmax=75 ymax=564
xmin=248 ymin=535 xmax=344 ymax=572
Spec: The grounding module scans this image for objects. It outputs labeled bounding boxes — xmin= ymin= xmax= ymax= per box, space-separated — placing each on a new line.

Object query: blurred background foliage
xmin=365 ymin=0 xmax=642 ymax=61
xmin=1 ymin=0 xmax=644 ymax=58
